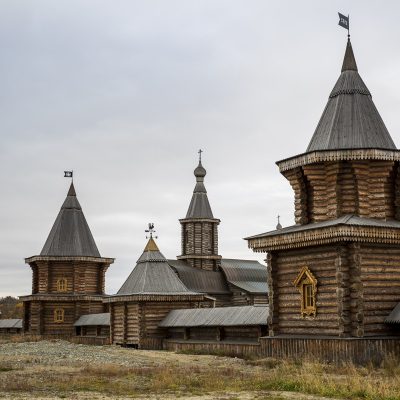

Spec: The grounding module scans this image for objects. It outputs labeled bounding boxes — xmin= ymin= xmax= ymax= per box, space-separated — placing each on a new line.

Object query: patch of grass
xmin=1 ymin=344 xmax=400 ymax=399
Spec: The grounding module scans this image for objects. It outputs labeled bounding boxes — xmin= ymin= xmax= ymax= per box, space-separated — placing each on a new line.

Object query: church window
xmin=57 ymin=278 xmax=67 ymax=292
xmin=54 ymin=308 xmax=65 ymax=323
xmin=294 ymin=267 xmax=317 ymax=317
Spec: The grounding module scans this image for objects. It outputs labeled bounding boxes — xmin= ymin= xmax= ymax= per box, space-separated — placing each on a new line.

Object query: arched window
xmin=54 ymin=308 xmax=65 ymax=323
xmin=294 ymin=267 xmax=317 ymax=317
xmin=56 ymin=278 xmax=67 ymax=292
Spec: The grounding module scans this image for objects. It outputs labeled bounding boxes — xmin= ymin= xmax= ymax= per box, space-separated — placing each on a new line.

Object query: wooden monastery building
xmin=19 ymin=158 xmax=268 ymax=350
xmin=246 ymin=37 xmax=400 ymax=363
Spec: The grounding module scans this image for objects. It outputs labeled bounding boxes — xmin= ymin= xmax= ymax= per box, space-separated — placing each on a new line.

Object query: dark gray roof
xmin=117 ymin=238 xmax=198 ymax=295
xmin=0 ymin=319 xmax=22 ymax=329
xmin=306 ymin=39 xmax=396 ymax=152
xmin=246 ymin=214 xmax=400 ymax=240
xmin=40 ymin=183 xmax=101 ymax=257
xmin=385 ymin=303 xmax=400 ymax=324
xmin=220 ymin=259 xmax=268 ymax=294
xmin=168 ymin=260 xmax=230 ymax=294
xmin=159 ymin=305 xmax=268 ymax=328
xmin=74 ymin=313 xmax=110 ymax=326
xmin=186 ymin=161 xmax=214 ymax=219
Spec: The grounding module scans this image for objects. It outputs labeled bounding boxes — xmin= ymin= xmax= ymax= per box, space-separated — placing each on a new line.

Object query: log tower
xmin=21 ymin=183 xmax=114 ymax=336
xmin=247 ymin=38 xmax=400 ymax=340
xmin=178 ymin=154 xmax=222 ymax=271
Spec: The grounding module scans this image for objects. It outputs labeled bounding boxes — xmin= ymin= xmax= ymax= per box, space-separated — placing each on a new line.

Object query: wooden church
xmin=20 ymin=183 xmax=114 ymax=336
xmin=246 ymin=38 xmax=400 ymax=362
xmin=20 ymin=157 xmax=268 ymax=348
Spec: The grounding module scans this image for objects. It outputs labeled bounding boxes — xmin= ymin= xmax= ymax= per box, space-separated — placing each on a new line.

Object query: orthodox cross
xmin=145 ymin=223 xmax=158 ymax=239
xmin=198 ymin=149 xmax=203 ymax=163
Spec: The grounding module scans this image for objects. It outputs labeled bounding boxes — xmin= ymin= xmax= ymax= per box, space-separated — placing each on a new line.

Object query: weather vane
xmin=145 ymin=223 xmax=158 ymax=239
xmin=198 ymin=149 xmax=203 ymax=163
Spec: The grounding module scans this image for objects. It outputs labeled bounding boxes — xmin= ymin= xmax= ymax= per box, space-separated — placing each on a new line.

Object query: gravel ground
xmin=0 ymin=340 xmax=338 ymax=400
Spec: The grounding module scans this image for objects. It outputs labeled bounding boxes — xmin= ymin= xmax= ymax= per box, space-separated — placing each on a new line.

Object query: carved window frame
xmin=54 ymin=308 xmax=65 ymax=323
xmin=57 ymin=278 xmax=67 ymax=292
xmin=293 ymin=266 xmax=317 ymax=317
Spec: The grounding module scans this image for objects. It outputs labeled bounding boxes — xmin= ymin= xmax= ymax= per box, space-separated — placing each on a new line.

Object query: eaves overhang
xmin=25 ymin=255 xmax=115 ymax=264
xmin=276 ymin=149 xmax=400 ymax=173
xmin=247 ymin=224 xmax=400 ymax=252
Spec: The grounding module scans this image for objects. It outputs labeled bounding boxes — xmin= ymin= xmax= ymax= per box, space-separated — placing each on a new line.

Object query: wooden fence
xmin=260 ymin=336 xmax=400 ymax=364
xmin=163 ymin=339 xmax=260 ymax=358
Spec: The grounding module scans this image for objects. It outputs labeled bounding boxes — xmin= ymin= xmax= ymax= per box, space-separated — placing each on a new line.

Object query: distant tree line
xmin=0 ymin=296 xmax=22 ymax=319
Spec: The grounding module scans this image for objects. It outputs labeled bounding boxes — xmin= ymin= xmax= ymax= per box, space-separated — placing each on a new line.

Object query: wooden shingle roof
xmin=185 ymin=160 xmax=214 ymax=219
xmin=117 ymin=238 xmax=199 ymax=295
xmin=40 ymin=183 xmax=101 ymax=257
xmin=159 ymin=305 xmax=269 ymax=328
xmin=306 ymin=39 xmax=396 ymax=152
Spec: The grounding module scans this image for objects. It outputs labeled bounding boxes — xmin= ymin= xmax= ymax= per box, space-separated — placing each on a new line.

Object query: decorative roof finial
xmin=276 ymin=215 xmax=282 ymax=230
xmin=145 ymin=223 xmax=158 ymax=239
xmin=194 ymin=150 xmax=206 ymax=180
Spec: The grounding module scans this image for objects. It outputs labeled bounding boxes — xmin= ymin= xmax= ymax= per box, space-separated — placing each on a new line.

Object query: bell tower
xmin=178 ymin=151 xmax=221 ymax=271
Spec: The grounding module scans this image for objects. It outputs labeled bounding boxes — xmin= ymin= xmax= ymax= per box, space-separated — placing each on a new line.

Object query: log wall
xmin=283 ymin=160 xmax=399 ymax=224
xmin=180 ymin=219 xmax=220 ymax=271
xmin=271 ymin=246 xmax=340 ymax=336
xmin=111 ymin=300 xmax=206 ymax=347
xmin=359 ymin=244 xmax=400 ymax=337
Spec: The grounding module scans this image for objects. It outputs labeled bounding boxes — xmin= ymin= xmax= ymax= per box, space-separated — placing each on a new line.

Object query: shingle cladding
xmin=220 ymin=259 xmax=268 ymax=294
xmin=0 ymin=319 xmax=22 ymax=329
xmin=40 ymin=183 xmax=101 ymax=257
xmin=246 ymin=214 xmax=400 ymax=240
xmin=306 ymin=39 xmax=396 ymax=152
xmin=117 ymin=239 xmax=198 ymax=295
xmin=159 ymin=305 xmax=269 ymax=327
xmin=74 ymin=313 xmax=110 ymax=326
xmin=168 ymin=260 xmax=230 ymax=294
xmin=186 ymin=161 xmax=214 ymax=219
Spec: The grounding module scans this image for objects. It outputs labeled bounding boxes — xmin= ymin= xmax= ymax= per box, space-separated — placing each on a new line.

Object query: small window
xmin=57 ymin=278 xmax=67 ymax=292
xmin=303 ymin=284 xmax=314 ymax=309
xmin=294 ymin=267 xmax=317 ymax=317
xmin=54 ymin=308 xmax=64 ymax=323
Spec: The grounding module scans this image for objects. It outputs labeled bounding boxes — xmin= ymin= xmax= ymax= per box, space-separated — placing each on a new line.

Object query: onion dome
xmin=186 ymin=157 xmax=214 ymax=219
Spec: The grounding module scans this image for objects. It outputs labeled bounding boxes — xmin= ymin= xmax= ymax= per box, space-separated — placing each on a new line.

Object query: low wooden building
xmin=74 ymin=313 xmax=110 ymax=338
xmin=105 ymin=236 xmax=214 ymax=349
xmin=0 ymin=319 xmax=22 ymax=334
xmin=246 ymin=38 xmax=400 ymax=362
xmin=160 ymin=305 xmax=268 ymax=342
xmin=21 ymin=183 xmax=114 ymax=337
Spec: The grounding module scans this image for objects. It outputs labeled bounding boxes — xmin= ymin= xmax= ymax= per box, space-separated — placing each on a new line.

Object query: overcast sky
xmin=1 ymin=1 xmax=400 ymax=297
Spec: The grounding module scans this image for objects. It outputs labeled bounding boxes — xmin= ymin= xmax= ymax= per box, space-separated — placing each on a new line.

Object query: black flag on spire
xmin=64 ymin=171 xmax=73 ymax=178
xmin=338 ymin=13 xmax=349 ymax=31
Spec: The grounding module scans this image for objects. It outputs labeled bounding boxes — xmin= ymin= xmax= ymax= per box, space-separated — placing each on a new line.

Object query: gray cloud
xmin=1 ymin=0 xmax=400 ymax=296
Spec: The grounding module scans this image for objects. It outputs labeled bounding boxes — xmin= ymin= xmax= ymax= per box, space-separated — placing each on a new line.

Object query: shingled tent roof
xmin=185 ymin=159 xmax=214 ymax=219
xmin=306 ymin=38 xmax=396 ymax=152
xmin=117 ymin=237 xmax=198 ymax=295
xmin=40 ymin=183 xmax=101 ymax=257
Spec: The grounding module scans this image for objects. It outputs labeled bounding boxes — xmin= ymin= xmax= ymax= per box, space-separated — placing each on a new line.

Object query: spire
xmin=341 ymin=38 xmax=358 ymax=72
xmin=276 ymin=215 xmax=282 ymax=230
xmin=185 ymin=151 xmax=214 ymax=219
xmin=40 ymin=183 xmax=100 ymax=257
xmin=306 ymin=38 xmax=396 ymax=152
xmin=144 ymin=237 xmax=159 ymax=252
